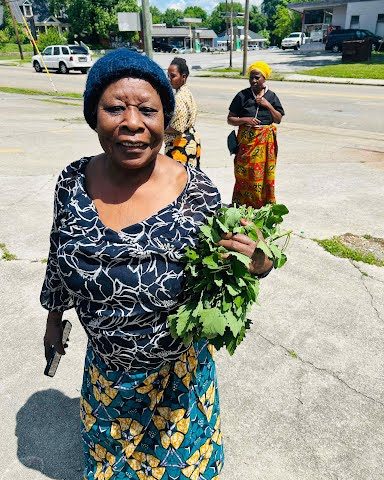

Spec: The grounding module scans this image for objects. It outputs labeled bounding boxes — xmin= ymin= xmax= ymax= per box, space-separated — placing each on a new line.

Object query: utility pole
xmin=242 ymin=0 xmax=250 ymax=76
xmin=141 ymin=0 xmax=153 ymax=59
xmin=225 ymin=0 xmax=229 ymax=53
xmin=3 ymin=0 xmax=24 ymax=60
xmin=229 ymin=0 xmax=233 ymax=68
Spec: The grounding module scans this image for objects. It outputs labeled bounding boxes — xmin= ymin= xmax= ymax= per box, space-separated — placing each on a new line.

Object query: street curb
xmin=284 ymin=74 xmax=384 ymax=86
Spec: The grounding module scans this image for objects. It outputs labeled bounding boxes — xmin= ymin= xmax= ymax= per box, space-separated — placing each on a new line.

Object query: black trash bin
xmin=342 ymin=39 xmax=372 ymax=62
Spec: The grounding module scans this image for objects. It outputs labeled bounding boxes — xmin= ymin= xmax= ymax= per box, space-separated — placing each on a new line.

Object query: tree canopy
xmin=19 ymin=0 xmax=313 ymax=47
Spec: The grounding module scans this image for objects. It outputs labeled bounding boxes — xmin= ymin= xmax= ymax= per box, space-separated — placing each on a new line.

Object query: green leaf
xmin=185 ymin=247 xmax=199 ymax=261
xmin=225 ymin=310 xmax=243 ymax=337
xmin=256 ymin=240 xmax=273 ymax=258
xmin=226 ymin=283 xmax=240 ymax=296
xmin=229 ymin=251 xmax=251 ymax=267
xmin=200 ymin=308 xmax=227 ymax=336
xmin=202 ymin=255 xmax=219 ymax=269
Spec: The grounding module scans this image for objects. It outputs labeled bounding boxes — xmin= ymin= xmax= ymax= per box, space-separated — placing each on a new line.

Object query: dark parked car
xmin=152 ymin=42 xmax=179 ymax=53
xmin=325 ymin=29 xmax=383 ymax=53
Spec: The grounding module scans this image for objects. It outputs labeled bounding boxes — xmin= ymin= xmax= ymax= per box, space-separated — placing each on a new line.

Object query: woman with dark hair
xmin=165 ymin=57 xmax=201 ymax=168
xmin=41 ymin=49 xmax=273 ymax=480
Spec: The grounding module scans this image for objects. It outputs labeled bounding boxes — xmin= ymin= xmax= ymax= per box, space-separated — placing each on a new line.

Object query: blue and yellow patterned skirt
xmin=81 ymin=340 xmax=224 ymax=480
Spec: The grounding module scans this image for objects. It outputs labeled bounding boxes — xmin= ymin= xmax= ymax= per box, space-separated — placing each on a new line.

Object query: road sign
xmin=118 ymin=12 xmax=141 ymax=31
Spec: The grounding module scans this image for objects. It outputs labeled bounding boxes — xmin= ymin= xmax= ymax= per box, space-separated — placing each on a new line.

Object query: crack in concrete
xmin=350 ymin=260 xmax=384 ymax=286
xmin=349 ymin=260 xmax=384 ymax=324
xmin=257 ymin=333 xmax=384 ymax=408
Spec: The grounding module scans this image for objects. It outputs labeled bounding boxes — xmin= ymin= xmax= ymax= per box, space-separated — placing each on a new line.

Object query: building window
xmin=23 ymin=1 xmax=33 ymax=18
xmin=350 ymin=15 xmax=359 ymax=28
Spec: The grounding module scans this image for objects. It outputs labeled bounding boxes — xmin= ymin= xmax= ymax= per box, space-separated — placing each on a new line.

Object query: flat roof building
xmin=289 ymin=0 xmax=384 ymax=37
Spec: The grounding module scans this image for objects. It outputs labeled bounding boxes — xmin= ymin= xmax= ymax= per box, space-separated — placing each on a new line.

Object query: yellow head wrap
xmin=247 ymin=61 xmax=272 ymax=79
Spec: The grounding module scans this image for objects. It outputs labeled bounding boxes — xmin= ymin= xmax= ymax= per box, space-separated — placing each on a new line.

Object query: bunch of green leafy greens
xmin=168 ymin=204 xmax=290 ymax=355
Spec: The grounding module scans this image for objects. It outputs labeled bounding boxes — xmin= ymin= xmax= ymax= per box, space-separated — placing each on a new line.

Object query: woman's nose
xmin=120 ymin=107 xmax=144 ymax=131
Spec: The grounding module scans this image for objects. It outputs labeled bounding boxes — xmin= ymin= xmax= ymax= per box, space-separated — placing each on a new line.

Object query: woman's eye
xmin=105 ymin=106 xmax=125 ymax=114
xmin=140 ymin=107 xmax=157 ymax=116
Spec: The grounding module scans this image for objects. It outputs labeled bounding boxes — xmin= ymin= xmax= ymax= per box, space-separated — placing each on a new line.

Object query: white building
xmin=289 ymin=0 xmax=384 ymax=37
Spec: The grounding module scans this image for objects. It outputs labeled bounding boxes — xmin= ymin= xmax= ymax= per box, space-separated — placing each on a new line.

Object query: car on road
xmin=325 ymin=28 xmax=383 ymax=53
xmin=281 ymin=32 xmax=308 ymax=50
xmin=177 ymin=47 xmax=192 ymax=54
xmin=32 ymin=45 xmax=92 ymax=74
xmin=152 ymin=41 xmax=179 ymax=53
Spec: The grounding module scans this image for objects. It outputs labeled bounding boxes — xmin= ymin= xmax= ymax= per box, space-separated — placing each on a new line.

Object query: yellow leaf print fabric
xmin=164 ymin=84 xmax=201 ymax=168
xmin=81 ymin=341 xmax=224 ymax=479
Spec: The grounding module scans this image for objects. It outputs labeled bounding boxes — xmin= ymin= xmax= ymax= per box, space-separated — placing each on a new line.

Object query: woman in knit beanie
xmin=228 ymin=60 xmax=285 ymax=208
xmin=41 ymin=48 xmax=273 ymax=480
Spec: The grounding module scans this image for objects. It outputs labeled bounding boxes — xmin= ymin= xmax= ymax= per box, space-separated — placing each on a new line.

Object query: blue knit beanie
xmin=83 ymin=49 xmax=175 ymax=130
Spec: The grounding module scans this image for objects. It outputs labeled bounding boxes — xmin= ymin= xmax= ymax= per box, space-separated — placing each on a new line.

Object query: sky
xmin=151 ymin=0 xmax=263 ymax=14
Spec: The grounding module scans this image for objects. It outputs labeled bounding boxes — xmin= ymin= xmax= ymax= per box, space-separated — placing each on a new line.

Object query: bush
xmin=37 ymin=28 xmax=67 ymax=50
xmin=0 ymin=29 xmax=11 ymax=43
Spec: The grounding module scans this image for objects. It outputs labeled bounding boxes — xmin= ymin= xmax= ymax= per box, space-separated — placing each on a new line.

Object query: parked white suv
xmin=281 ymin=32 xmax=307 ymax=50
xmin=32 ymin=45 xmax=93 ymax=74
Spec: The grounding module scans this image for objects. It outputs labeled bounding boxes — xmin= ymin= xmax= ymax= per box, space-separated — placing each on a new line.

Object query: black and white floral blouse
xmin=40 ymin=157 xmax=221 ymax=371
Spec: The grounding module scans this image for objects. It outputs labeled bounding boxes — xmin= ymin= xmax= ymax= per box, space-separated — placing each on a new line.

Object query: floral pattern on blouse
xmin=40 ymin=157 xmax=221 ymax=371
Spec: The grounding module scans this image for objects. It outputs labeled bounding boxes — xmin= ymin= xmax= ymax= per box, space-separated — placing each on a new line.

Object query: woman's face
xmin=167 ymin=64 xmax=186 ymax=90
xmin=249 ymin=69 xmax=265 ymax=91
xmin=96 ymin=77 xmax=164 ymax=170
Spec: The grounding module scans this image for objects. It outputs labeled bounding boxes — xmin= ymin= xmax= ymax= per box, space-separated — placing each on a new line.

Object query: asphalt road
xmin=1 ymin=64 xmax=384 ymax=133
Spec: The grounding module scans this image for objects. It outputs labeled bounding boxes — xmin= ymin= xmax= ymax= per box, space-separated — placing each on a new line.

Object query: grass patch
xmin=0 ymin=55 xmax=32 ymax=63
xmin=0 ymin=86 xmax=82 ymax=98
xmin=315 ymin=236 xmax=384 ymax=267
xmin=0 ymin=43 xmax=33 ymax=53
xmin=55 ymin=116 xmax=85 ymax=122
xmin=40 ymin=98 xmax=81 ymax=107
xmin=288 ymin=349 xmax=298 ymax=359
xmin=198 ymin=67 xmax=285 ymax=81
xmin=0 ymin=242 xmax=17 ymax=261
xmin=299 ymin=53 xmax=384 ymax=79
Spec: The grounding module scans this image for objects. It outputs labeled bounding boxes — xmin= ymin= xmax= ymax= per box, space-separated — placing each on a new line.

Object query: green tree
xmin=183 ymin=6 xmax=207 ymax=22
xmin=272 ymin=2 xmax=301 ymax=44
xmin=258 ymin=28 xmax=270 ymax=46
xmin=1 ymin=7 xmax=28 ymax=44
xmin=150 ymin=6 xmax=163 ymax=24
xmin=261 ymin=0 xmax=281 ymax=32
xmin=37 ymin=27 xmax=67 ymax=49
xmin=48 ymin=0 xmax=69 ymax=17
xmin=162 ymin=8 xmax=183 ymax=28
xmin=249 ymin=6 xmax=267 ymax=33
xmin=207 ymin=2 xmax=243 ymax=35
xmin=66 ymin=0 xmax=138 ymax=44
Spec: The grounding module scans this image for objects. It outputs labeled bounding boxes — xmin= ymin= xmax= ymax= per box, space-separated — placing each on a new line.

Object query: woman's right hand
xmin=44 ymin=312 xmax=65 ymax=361
xmin=243 ymin=117 xmax=261 ymax=127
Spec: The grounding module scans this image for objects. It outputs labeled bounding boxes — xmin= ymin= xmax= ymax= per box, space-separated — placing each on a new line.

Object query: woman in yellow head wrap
xmin=228 ymin=60 xmax=285 ymax=208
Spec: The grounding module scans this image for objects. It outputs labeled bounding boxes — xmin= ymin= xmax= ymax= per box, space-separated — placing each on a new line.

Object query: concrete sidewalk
xmin=0 ymin=92 xmax=384 ymax=480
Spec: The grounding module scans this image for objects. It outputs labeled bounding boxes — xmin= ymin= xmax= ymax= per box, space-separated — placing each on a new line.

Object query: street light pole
xmin=141 ymin=0 xmax=153 ymax=59
xmin=242 ymin=0 xmax=250 ymax=76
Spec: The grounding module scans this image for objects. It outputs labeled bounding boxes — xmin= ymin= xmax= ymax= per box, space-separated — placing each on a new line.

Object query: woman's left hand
xmin=218 ymin=219 xmax=273 ymax=276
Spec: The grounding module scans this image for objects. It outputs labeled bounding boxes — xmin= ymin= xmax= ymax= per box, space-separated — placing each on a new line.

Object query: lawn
xmin=300 ymin=52 xmax=384 ymax=79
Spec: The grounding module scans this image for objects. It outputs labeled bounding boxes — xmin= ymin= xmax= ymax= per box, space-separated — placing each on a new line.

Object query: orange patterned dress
xmin=164 ymin=84 xmax=201 ymax=169
xmin=232 ymin=124 xmax=278 ymax=208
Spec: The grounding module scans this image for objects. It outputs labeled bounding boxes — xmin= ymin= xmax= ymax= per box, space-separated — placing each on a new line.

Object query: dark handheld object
xmin=44 ymin=320 xmax=72 ymax=377
xmin=227 ymin=130 xmax=239 ymax=155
